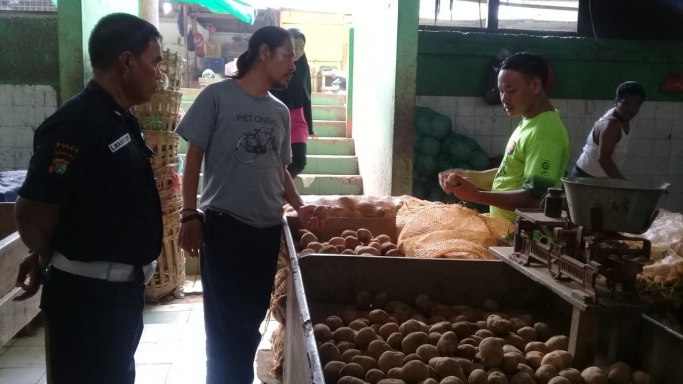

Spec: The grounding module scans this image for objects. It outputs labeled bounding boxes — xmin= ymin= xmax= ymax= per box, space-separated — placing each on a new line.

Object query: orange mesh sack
xmin=397 ymin=201 xmax=510 ymax=259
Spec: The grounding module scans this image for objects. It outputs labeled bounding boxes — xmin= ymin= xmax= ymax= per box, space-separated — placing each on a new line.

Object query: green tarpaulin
xmin=50 ymin=0 xmax=257 ymax=25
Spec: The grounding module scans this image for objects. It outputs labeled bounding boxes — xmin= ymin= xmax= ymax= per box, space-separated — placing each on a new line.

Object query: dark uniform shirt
xmin=18 ymin=81 xmax=163 ymax=265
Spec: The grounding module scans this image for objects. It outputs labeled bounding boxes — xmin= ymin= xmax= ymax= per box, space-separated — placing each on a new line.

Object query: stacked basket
xmin=132 ymin=49 xmax=186 ymax=300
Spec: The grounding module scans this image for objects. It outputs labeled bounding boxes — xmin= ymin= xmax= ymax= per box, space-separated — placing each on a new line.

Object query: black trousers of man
xmin=42 ymin=266 xmax=145 ymax=384
xmin=201 ymin=210 xmax=281 ymax=384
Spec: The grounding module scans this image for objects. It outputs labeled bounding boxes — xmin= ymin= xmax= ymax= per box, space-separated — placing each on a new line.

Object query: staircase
xmin=294 ymin=93 xmax=362 ymax=195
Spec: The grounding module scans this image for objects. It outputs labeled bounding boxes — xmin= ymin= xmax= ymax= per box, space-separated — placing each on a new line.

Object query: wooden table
xmin=489 ymin=246 xmax=649 ymax=369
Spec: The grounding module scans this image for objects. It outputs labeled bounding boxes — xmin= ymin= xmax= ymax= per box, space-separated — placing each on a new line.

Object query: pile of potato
xmin=314 ymin=293 xmax=653 ymax=384
xmin=298 ymin=228 xmax=405 ymax=257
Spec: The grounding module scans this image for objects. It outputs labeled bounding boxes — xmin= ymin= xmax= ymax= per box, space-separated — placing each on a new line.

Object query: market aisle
xmin=0 ymin=292 xmax=279 ymax=384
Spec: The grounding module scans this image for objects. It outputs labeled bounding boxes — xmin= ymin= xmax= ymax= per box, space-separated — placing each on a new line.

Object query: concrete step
xmin=307 ymin=137 xmax=355 ymax=156
xmin=302 ymin=155 xmax=358 ymax=175
xmin=294 ymin=174 xmax=363 ymax=195
xmin=312 ymin=105 xmax=346 ymax=122
xmin=311 ymin=92 xmax=346 ymax=106
xmin=313 ymin=120 xmax=346 ymax=138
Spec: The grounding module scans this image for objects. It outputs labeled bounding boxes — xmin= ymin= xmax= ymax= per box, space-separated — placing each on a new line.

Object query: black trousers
xmin=287 ymin=142 xmax=307 ymax=178
xmin=201 ymin=210 xmax=282 ymax=384
xmin=41 ymin=267 xmax=145 ymax=384
xmin=570 ymin=165 xmax=594 ymax=178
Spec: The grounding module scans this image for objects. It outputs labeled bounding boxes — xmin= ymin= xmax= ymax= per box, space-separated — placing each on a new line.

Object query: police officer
xmin=14 ymin=13 xmax=163 ymax=384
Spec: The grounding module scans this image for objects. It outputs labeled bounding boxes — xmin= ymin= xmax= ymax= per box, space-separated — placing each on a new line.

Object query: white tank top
xmin=576 ymin=116 xmax=629 ymax=177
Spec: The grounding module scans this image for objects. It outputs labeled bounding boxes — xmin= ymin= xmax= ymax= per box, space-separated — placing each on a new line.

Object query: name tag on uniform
xmin=109 ymin=134 xmax=131 ymax=153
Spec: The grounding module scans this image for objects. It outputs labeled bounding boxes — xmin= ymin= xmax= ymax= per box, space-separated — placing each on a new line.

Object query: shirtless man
xmin=572 ymin=81 xmax=646 ymax=179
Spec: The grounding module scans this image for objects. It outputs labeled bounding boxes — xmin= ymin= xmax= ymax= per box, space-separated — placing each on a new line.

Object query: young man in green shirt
xmin=440 ymin=53 xmax=569 ymax=222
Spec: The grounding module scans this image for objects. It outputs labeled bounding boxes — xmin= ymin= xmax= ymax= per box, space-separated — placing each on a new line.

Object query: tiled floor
xmin=0 ymin=294 xmax=279 ymax=384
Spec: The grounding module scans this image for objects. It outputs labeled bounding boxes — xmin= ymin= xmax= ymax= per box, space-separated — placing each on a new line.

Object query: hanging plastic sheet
xmin=173 ymin=0 xmax=256 ymax=25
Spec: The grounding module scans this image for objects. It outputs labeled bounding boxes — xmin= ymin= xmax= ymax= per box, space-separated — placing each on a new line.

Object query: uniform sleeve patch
xmin=49 ymin=142 xmax=79 ymax=175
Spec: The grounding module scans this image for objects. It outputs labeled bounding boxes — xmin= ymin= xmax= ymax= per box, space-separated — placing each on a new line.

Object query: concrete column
xmin=140 ymin=0 xmax=159 ymax=28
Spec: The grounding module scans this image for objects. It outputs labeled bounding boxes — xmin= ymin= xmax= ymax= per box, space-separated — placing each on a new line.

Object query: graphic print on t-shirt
xmin=234 ymin=114 xmax=282 ymax=164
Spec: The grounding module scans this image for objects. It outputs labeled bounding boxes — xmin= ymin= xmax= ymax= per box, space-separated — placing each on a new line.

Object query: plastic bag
xmin=397 ymin=201 xmax=510 ymax=259
xmin=661 ymin=68 xmax=683 ymax=93
xmin=639 ymin=209 xmax=683 ymax=261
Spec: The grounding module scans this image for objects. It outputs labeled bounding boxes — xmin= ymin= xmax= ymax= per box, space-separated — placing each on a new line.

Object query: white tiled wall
xmin=0 ymin=84 xmax=58 ymax=170
xmin=416 ymin=95 xmax=683 ymax=212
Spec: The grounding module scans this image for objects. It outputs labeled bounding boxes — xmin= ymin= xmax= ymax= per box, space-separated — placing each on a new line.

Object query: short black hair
xmin=288 ymin=28 xmax=306 ymax=43
xmin=500 ymin=53 xmax=549 ymax=88
xmin=616 ymin=81 xmax=646 ymax=102
xmin=88 ymin=13 xmax=162 ymax=70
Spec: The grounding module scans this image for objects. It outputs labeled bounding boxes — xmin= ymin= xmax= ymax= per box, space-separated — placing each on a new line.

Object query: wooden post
xmin=568 ymin=307 xmax=600 ymax=370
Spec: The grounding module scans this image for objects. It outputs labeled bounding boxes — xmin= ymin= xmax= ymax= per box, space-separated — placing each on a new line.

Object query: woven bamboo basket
xmin=143 ymin=131 xmax=180 ymax=170
xmin=139 ymin=112 xmax=179 ymax=132
xmin=145 ymin=211 xmax=184 ymax=300
xmin=159 ymin=49 xmax=184 ymax=91
xmin=160 ymin=196 xmax=182 ymax=216
xmin=132 ymin=91 xmax=182 ymax=132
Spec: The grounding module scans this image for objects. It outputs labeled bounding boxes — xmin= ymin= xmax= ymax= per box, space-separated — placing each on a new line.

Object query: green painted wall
xmin=0 ymin=13 xmax=59 ymax=89
xmin=417 ymin=31 xmax=683 ymax=102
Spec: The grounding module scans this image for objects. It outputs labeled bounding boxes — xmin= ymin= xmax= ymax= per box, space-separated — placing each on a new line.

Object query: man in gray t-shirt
xmin=175 ymin=26 xmax=327 ymax=384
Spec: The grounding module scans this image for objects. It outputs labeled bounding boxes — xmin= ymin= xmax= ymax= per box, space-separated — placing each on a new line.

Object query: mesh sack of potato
xmin=283 ymin=195 xmax=418 ymax=220
xmin=277 ymin=233 xmax=290 ymax=266
xmin=270 ymin=324 xmax=286 ymax=378
xmin=638 ymin=209 xmax=683 ymax=262
xmin=636 ymin=251 xmax=683 ymax=303
xmin=397 ymin=202 xmax=510 ymax=259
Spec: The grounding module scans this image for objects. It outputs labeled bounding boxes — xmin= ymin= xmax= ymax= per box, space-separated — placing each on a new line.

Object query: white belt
xmin=51 ymin=252 xmax=157 ymax=284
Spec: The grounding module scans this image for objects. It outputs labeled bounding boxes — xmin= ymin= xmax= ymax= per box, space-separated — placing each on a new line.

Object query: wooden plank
xmin=0 ymin=233 xmax=29 ymax=297
xmin=569 ymin=307 xmax=600 ymax=370
xmin=0 ymin=286 xmax=42 ymax=347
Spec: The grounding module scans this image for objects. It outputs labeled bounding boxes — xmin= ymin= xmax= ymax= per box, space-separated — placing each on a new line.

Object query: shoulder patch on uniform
xmin=109 ymin=133 xmax=131 ymax=153
xmin=49 ymin=142 xmax=79 ymax=176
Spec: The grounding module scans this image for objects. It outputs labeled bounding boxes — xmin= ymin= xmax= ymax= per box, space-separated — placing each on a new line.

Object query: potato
xmin=500 ymin=352 xmax=526 ymax=375
xmin=366 ymin=368 xmax=387 ymax=384
xmin=525 ymin=351 xmax=544 ymax=370
xmin=581 ymin=367 xmax=608 ymax=384
xmin=478 ymin=338 xmax=504 ymax=369
xmin=307 ymin=242 xmax=324 ymax=252
xmin=554 ymin=351 xmax=572 ymax=368
xmin=420 ymin=322 xmax=431 ymax=334
xmin=558 ymin=368 xmax=582 ymax=384
xmin=431 ymin=321 xmax=453 ymax=334
xmin=502 ymin=345 xmax=523 ymax=356
xmin=313 ymin=205 xmax=331 ymax=220
xmin=335 ymin=245 xmax=347 ymax=253
xmin=368 ymin=340 xmax=394 ymax=361
xmin=459 ymin=338 xmax=478 ymax=347
xmin=344 ymin=236 xmax=361 ymax=250
xmin=342 ymin=349 xmax=363 ymax=363
xmin=541 ymin=351 xmax=567 ymax=371
xmin=356 ymin=328 xmax=379 ymax=350
xmin=371 ymin=323 xmax=383 ymax=334
xmin=417 ymin=344 xmax=440 ymax=363
xmin=314 ymin=323 xmax=333 ymax=343
xmin=338 ymin=342 xmax=356 ymax=354
xmin=486 ymin=315 xmax=511 ymax=336
xmin=357 ymin=228 xmax=373 ymax=244
xmin=301 ymin=232 xmax=318 ymax=248
xmin=454 ymin=358 xmax=474 ymax=377
xmin=373 ymin=291 xmax=390 ymax=309
xmin=324 ymin=361 xmax=346 ymax=384
xmin=516 ymin=327 xmax=537 ymax=344
xmin=342 ymin=249 xmax=358 ymax=255
xmin=535 ymin=365 xmax=559 ymax=384
xmin=545 ymin=336 xmax=569 ymax=352
xmin=517 ymin=364 xmax=534 ymax=376
xmin=423 ymin=379 xmax=439 ymax=384
xmin=425 ymin=333 xmax=440 ymax=347
xmin=434 ymin=358 xmax=467 ymax=382
xmin=508 ymin=318 xmax=527 ymax=332
xmin=412 ymin=315 xmax=430 ymax=325
xmin=533 ymin=323 xmax=554 ymax=342
xmin=548 ymin=378 xmax=570 ymax=384
xmin=404 ymin=353 xmax=424 ymax=364
xmin=402 ymin=360 xmax=430 ymax=383
xmin=456 ymin=344 xmax=477 ymax=360
xmin=379 ymin=351 xmax=405 ymax=374
xmin=510 ymin=372 xmax=535 ymax=384
xmin=319 ymin=342 xmax=342 ymax=365
xmin=378 ymin=380 xmax=408 ymax=384
xmin=608 ymin=362 xmax=632 ymax=384
xmin=475 ymin=329 xmax=495 ymax=339
xmin=503 ymin=333 xmax=526 ymax=352
xmin=403 ymin=332 xmax=430 ymax=355
xmin=524 ymin=341 xmax=548 ymax=354
xmin=380 ymin=242 xmax=397 ymax=255
xmin=373 ymin=234 xmax=390 ymax=244
xmin=370 ymin=310 xmax=391 ymax=325
xmin=452 ymin=323 xmax=470 ymax=340
xmin=357 ymin=246 xmax=381 ymax=256
xmin=298 ymin=229 xmax=312 ymax=238
xmin=300 ymin=248 xmax=316 ymax=256
xmin=471 ymin=335 xmax=483 ymax=344
xmin=436 ymin=331 xmax=459 ymax=357
xmin=387 ymin=332 xmax=405 ymax=350
xmin=378 ymin=323 xmax=399 ymax=339
xmin=466 ymin=322 xmax=481 ymax=335
xmin=338 ymin=378 xmax=367 ymax=384
xmin=386 ymin=249 xmax=404 ymax=257
xmin=353 ymin=355 xmax=380 ymax=373
xmin=350 ymin=320 xmax=370 ymax=332
xmin=401 ymin=320 xmax=424 ymax=336
xmin=488 ymin=371 xmax=509 ymax=384
xmin=340 ymin=362 xmax=366 ymax=380
xmin=440 ymin=377 xmax=464 ymax=384
xmin=341 ymin=230 xmax=357 ymax=238
xmin=329 ymin=236 xmax=345 ymax=246
xmin=476 ymin=321 xmax=488 ymax=330
xmin=632 ymin=371 xmax=652 ymax=384
xmin=468 ymin=369 xmax=488 ymax=384
xmin=320 ymin=245 xmax=339 ymax=254
xmin=487 ymin=368 xmax=505 ymax=376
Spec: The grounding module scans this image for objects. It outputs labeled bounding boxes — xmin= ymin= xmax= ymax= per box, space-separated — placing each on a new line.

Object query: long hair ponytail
xmin=232 ymin=26 xmax=291 ymax=79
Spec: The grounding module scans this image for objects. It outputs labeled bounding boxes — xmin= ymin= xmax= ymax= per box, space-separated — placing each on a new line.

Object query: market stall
xmin=270 ymin=178 xmax=682 ymax=384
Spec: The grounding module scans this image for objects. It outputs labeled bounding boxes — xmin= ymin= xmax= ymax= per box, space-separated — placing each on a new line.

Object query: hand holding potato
xmin=297 ymin=204 xmax=329 ymax=230
xmin=440 ymin=173 xmax=481 ymax=203
xmin=438 ymin=168 xmax=468 ymax=190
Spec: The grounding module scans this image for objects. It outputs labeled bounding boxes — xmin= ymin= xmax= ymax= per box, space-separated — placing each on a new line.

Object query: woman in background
xmin=271 ymin=28 xmax=314 ymax=177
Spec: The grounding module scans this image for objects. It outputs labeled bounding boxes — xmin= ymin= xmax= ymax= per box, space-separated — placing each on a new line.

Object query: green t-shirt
xmin=490 ymin=110 xmax=569 ymax=221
